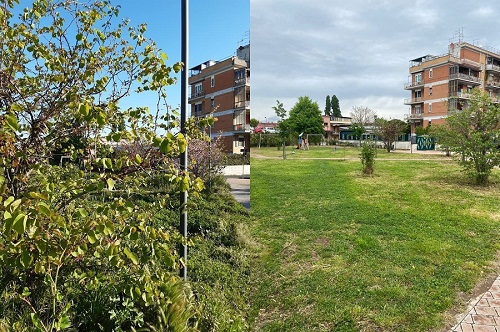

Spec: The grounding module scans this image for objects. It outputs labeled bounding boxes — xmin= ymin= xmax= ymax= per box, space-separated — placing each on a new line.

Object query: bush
xmin=360 ymin=142 xmax=375 ymax=175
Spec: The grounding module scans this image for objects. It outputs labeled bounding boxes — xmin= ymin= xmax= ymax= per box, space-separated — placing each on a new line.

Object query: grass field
xmin=249 ymin=147 xmax=500 ymax=331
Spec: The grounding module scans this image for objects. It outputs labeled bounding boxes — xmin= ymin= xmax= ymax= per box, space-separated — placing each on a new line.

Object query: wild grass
xmin=249 ymin=155 xmax=500 ymax=331
xmin=251 ymin=145 xmax=452 ymax=160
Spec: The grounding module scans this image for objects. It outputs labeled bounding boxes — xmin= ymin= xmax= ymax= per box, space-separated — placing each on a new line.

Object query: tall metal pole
xmin=180 ymin=0 xmax=189 ymax=281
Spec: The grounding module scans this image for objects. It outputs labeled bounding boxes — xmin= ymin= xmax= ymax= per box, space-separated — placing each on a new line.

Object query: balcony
xmin=486 ymin=64 xmax=500 ymax=73
xmin=234 ymin=77 xmax=250 ymax=87
xmin=404 ymin=80 xmax=424 ymax=90
xmin=234 ymin=100 xmax=250 ymax=109
xmin=485 ymin=81 xmax=500 ymax=89
xmin=233 ymin=123 xmax=251 ymax=132
xmin=449 ymin=56 xmax=482 ymax=70
xmin=409 ymin=112 xmax=424 ymax=119
xmin=450 ymin=91 xmax=472 ymax=99
xmin=449 ymin=73 xmax=481 ymax=85
xmin=188 ymin=90 xmax=205 ymax=101
xmin=404 ymin=97 xmax=423 ymax=105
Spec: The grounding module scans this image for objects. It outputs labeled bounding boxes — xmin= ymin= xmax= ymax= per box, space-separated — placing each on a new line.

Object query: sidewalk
xmin=451 ymin=276 xmax=500 ymax=331
xmin=222 ymin=165 xmax=250 ymax=210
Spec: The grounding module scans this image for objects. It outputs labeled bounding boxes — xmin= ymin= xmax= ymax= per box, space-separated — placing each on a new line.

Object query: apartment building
xmin=405 ymin=41 xmax=500 ymax=134
xmin=188 ymin=44 xmax=250 ymax=154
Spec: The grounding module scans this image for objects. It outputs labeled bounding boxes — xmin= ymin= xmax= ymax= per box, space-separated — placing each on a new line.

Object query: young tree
xmin=375 ymin=118 xmax=408 ymax=152
xmin=324 ymin=95 xmax=331 ymax=116
xmin=288 ymin=96 xmax=324 ymax=139
xmin=331 ymin=95 xmax=341 ymax=117
xmin=272 ymin=100 xmax=290 ymax=159
xmin=432 ymin=89 xmax=500 ymax=185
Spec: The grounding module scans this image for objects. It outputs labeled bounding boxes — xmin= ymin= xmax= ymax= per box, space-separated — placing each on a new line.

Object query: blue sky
xmin=120 ymin=0 xmax=249 ymax=114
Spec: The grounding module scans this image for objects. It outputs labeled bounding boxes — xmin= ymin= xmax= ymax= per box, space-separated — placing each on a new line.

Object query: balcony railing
xmin=404 ymin=97 xmax=423 ymax=104
xmin=234 ymin=77 xmax=250 ymax=86
xmin=233 ymin=124 xmax=251 ymax=132
xmin=485 ymin=81 xmax=500 ymax=89
xmin=449 ymin=73 xmax=481 ymax=84
xmin=409 ymin=112 xmax=424 ymax=119
xmin=404 ymin=80 xmax=424 ymax=89
xmin=188 ymin=90 xmax=205 ymax=100
xmin=486 ymin=64 xmax=500 ymax=73
xmin=234 ymin=100 xmax=250 ymax=109
xmin=450 ymin=91 xmax=472 ymax=99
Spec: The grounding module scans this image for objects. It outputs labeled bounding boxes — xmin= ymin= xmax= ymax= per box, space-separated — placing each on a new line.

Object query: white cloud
xmin=250 ymin=0 xmax=500 ymax=122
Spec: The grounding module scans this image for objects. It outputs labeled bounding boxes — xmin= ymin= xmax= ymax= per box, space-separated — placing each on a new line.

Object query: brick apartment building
xmin=188 ymin=44 xmax=250 ymax=154
xmin=405 ymin=41 xmax=500 ymax=134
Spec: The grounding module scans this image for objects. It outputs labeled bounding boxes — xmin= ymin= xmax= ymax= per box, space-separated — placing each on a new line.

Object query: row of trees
xmin=324 ymin=95 xmax=341 ymax=117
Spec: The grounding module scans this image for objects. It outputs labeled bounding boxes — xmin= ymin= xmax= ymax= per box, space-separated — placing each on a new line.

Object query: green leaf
xmin=38 ymin=202 xmax=51 ymax=217
xmin=134 ymin=154 xmax=142 ymax=164
xmin=76 ymin=33 xmax=83 ymax=41
xmin=180 ymin=176 xmax=189 ymax=192
xmin=123 ymin=247 xmax=139 ymax=265
xmin=177 ymin=133 xmax=187 ymax=153
xmin=78 ymin=103 xmax=90 ymax=116
xmin=4 ymin=196 xmax=14 ymax=207
xmin=20 ymin=249 xmax=33 ymax=267
xmin=58 ymin=315 xmax=71 ymax=329
xmin=87 ymin=230 xmax=97 ymax=244
xmin=12 ymin=213 xmax=27 ymax=234
xmin=5 ymin=113 xmax=19 ymax=131
xmin=106 ymin=178 xmax=115 ymax=191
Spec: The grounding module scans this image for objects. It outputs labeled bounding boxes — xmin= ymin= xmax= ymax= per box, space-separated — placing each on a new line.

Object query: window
xmin=211 ymin=97 xmax=215 ymax=109
xmin=414 ymin=105 xmax=421 ymax=114
xmin=415 ymin=90 xmax=422 ymax=99
xmin=428 ymin=103 xmax=432 ymax=113
xmin=429 ymin=68 xmax=433 ymax=78
xmin=415 ymin=73 xmax=422 ymax=83
xmin=429 ymin=87 xmax=432 ymax=96
xmin=210 ymin=75 xmax=215 ymax=87
xmin=194 ymin=103 xmax=202 ymax=115
xmin=194 ymin=83 xmax=203 ymax=96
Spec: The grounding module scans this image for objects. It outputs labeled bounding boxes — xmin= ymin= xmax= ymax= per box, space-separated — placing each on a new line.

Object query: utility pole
xmin=179 ymin=0 xmax=189 ymax=281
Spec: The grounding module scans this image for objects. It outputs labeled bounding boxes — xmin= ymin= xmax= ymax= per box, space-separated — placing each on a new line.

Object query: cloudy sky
xmin=250 ymin=0 xmax=500 ymax=122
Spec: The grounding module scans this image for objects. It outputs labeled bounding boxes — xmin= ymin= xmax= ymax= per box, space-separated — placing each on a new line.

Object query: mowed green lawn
xmin=249 ymin=148 xmax=500 ymax=331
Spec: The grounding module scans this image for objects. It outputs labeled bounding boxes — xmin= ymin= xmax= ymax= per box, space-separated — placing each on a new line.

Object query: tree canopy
xmin=331 ymin=95 xmax=341 ymax=117
xmin=432 ymin=89 xmax=500 ymax=185
xmin=375 ymin=118 xmax=407 ymax=152
xmin=288 ymin=96 xmax=324 ymax=136
xmin=324 ymin=95 xmax=331 ymax=116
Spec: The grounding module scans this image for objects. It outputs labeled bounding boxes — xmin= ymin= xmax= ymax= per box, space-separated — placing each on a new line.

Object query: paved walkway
xmin=224 ymin=176 xmax=250 ymax=210
xmin=452 ymin=277 xmax=500 ymax=331
xmin=222 ymin=166 xmax=250 ymax=210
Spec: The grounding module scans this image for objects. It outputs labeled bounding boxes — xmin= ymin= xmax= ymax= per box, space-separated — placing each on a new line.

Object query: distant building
xmin=188 ymin=44 xmax=250 ymax=154
xmin=323 ymin=115 xmax=352 ymax=140
xmin=405 ymin=41 xmax=500 ymax=134
xmin=254 ymin=122 xmax=278 ymax=134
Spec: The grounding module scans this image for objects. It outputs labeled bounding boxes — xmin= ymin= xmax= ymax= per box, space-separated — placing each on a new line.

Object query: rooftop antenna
xmin=237 ymin=30 xmax=250 ymax=47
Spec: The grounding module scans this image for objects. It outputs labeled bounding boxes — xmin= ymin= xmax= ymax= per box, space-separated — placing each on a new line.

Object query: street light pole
xmin=179 ymin=0 xmax=189 ymax=281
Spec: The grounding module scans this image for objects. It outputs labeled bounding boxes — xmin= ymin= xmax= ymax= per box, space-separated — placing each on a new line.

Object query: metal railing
xmin=404 ymin=97 xmax=423 ymax=104
xmin=404 ymin=80 xmax=424 ymax=89
xmin=233 ymin=123 xmax=251 ymax=131
xmin=449 ymin=73 xmax=481 ymax=84
xmin=234 ymin=100 xmax=250 ymax=109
